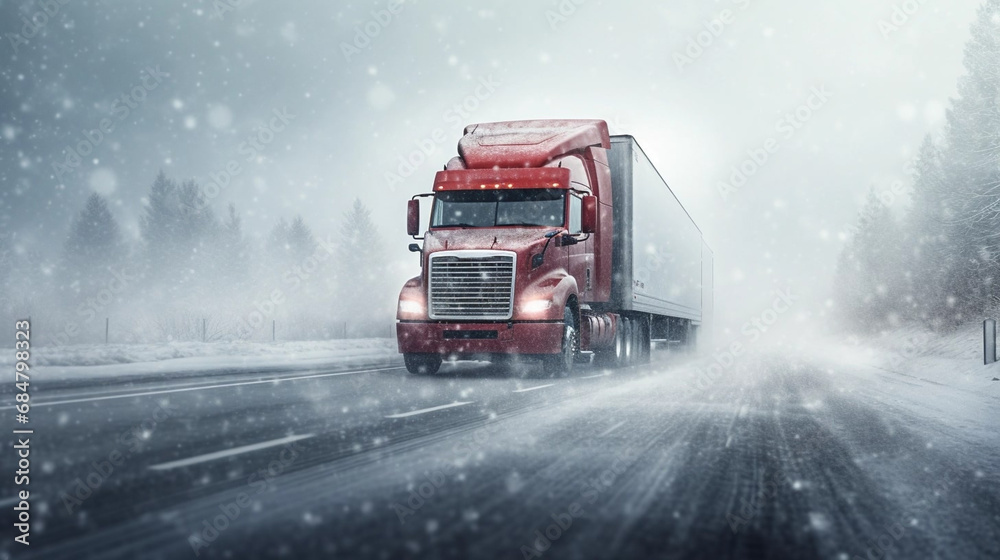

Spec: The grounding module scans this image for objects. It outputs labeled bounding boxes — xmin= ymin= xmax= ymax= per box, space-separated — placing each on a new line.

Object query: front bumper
xmin=397 ymin=321 xmax=564 ymax=356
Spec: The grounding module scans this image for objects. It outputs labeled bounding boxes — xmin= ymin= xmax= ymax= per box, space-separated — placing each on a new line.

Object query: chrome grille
xmin=429 ymin=252 xmax=516 ymax=320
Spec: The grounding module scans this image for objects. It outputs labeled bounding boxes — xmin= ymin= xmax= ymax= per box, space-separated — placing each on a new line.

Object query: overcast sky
xmin=0 ymin=0 xmax=985 ymax=336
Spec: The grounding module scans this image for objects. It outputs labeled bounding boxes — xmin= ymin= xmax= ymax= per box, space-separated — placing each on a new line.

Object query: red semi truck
xmin=396 ymin=119 xmax=713 ymax=375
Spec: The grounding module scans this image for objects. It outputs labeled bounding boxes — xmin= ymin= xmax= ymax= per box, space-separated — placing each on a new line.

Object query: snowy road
xmin=4 ymin=348 xmax=999 ymax=560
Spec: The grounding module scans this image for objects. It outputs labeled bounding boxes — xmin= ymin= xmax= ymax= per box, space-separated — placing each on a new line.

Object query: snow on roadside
xmin=818 ymin=324 xmax=1000 ymax=394
xmin=4 ymin=339 xmax=401 ymax=381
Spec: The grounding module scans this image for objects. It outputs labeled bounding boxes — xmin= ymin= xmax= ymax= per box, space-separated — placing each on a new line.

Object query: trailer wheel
xmin=637 ymin=318 xmax=651 ymax=365
xmin=544 ymin=306 xmax=578 ymax=377
xmin=404 ymin=353 xmax=442 ymax=375
xmin=621 ymin=317 xmax=634 ymax=367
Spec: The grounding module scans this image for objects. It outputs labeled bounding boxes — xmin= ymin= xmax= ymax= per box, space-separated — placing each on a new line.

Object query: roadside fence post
xmin=985 ymin=319 xmax=997 ymax=365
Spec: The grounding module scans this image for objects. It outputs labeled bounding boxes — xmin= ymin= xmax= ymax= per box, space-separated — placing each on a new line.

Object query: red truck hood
xmin=423 ymin=228 xmax=553 ymax=255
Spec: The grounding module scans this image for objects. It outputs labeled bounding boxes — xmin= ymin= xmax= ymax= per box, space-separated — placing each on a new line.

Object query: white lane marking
xmin=385 ymin=401 xmax=475 ymax=419
xmin=579 ymin=373 xmax=611 ymax=379
xmin=148 ymin=434 xmax=313 ymax=471
xmin=0 ymin=366 xmax=401 ymax=410
xmin=599 ymin=421 xmax=627 ymax=437
xmin=513 ymin=383 xmax=555 ymax=393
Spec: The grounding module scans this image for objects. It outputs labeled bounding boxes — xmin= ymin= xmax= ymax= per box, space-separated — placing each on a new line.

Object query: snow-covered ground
xmin=825 ymin=325 xmax=1000 ymax=391
xmin=7 ymin=338 xmax=401 ymax=381
xmin=790 ymin=324 xmax=1000 ymax=446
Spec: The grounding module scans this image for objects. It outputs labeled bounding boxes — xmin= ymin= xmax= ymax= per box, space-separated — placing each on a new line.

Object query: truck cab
xmin=397 ymin=120 xmax=616 ymax=375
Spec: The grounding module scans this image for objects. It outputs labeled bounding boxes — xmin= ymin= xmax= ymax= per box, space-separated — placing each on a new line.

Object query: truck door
xmin=567 ymin=192 xmax=595 ymax=299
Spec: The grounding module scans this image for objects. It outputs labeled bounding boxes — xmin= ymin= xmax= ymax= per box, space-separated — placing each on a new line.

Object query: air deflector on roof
xmin=458 ymin=119 xmax=611 ymax=169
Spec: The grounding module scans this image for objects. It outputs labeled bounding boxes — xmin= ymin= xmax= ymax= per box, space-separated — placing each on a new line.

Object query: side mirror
xmin=408 ymin=243 xmax=422 ymax=253
xmin=581 ymin=195 xmax=598 ymax=234
xmin=407 ymin=199 xmax=420 ymax=237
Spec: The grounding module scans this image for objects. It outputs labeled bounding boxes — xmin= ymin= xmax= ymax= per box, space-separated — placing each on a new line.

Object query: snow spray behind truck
xmin=396 ymin=120 xmax=713 ymax=375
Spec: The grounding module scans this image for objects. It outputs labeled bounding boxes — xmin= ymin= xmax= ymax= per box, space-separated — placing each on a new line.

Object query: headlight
xmin=521 ymin=299 xmax=553 ymax=315
xmin=398 ymin=300 xmax=425 ymax=315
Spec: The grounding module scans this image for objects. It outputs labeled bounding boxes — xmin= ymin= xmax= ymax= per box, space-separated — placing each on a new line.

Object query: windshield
xmin=431 ymin=189 xmax=566 ymax=228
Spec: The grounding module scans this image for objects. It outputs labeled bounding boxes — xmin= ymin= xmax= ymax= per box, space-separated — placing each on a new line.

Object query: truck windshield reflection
xmin=431 ymin=188 xmax=565 ymax=228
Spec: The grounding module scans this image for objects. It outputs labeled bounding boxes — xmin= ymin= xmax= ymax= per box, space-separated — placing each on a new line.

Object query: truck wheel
xmin=595 ymin=316 xmax=624 ymax=368
xmin=544 ymin=306 xmax=578 ymax=377
xmin=404 ymin=353 xmax=442 ymax=375
xmin=621 ymin=317 xmax=634 ymax=367
xmin=637 ymin=319 xmax=651 ymax=365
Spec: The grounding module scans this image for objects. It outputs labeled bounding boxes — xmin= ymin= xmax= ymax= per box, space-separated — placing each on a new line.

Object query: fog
xmin=0 ymin=0 xmax=983 ymax=341
xmin=6 ymin=5 xmax=1000 ymax=558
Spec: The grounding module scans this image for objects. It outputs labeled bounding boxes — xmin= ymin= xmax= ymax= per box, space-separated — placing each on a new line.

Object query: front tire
xmin=404 ymin=353 xmax=442 ymax=375
xmin=543 ymin=306 xmax=578 ymax=377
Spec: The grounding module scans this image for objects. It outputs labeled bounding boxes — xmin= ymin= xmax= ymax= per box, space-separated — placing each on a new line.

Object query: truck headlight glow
xmin=521 ymin=299 xmax=553 ymax=315
xmin=398 ymin=300 xmax=425 ymax=315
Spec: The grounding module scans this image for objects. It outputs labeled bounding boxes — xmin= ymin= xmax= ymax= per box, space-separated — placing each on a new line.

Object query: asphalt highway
xmin=2 ymin=347 xmax=998 ymax=560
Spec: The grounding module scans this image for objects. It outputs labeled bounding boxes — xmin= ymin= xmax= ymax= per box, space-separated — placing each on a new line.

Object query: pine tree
xmin=141 ymin=170 xmax=180 ymax=267
xmin=216 ymin=203 xmax=249 ymax=285
xmin=336 ymin=199 xmax=390 ymax=328
xmin=174 ymin=180 xmax=218 ymax=274
xmin=62 ymin=193 xmax=125 ymax=295
xmin=904 ymin=136 xmax=953 ymax=326
xmin=287 ymin=215 xmax=317 ymax=261
xmin=139 ymin=172 xmax=218 ymax=300
xmin=939 ymin=0 xmax=1000 ymax=321
xmin=267 ymin=217 xmax=291 ymax=262
xmin=835 ymin=189 xmax=907 ymax=332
